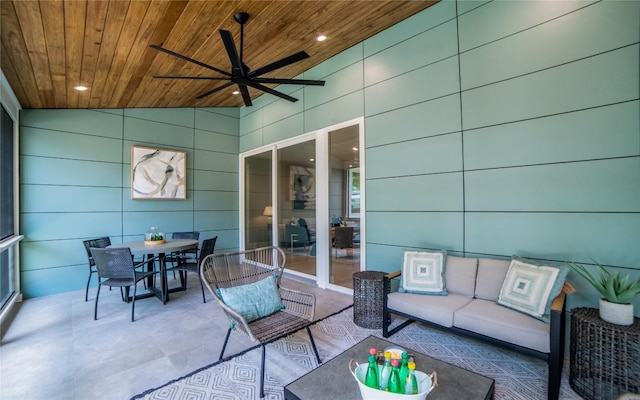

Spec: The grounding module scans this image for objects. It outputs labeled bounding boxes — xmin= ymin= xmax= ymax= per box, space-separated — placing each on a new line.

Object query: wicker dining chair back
xmin=167 ymin=236 xmax=217 ymax=303
xmin=166 ymin=231 xmax=200 ymax=279
xmin=82 ymin=236 xmax=112 ymax=301
xmin=90 ymin=247 xmax=156 ymax=321
xmin=200 ymin=246 xmax=321 ymax=398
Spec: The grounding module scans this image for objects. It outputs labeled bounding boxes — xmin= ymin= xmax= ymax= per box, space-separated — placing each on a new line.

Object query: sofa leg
xmin=548 ymin=298 xmax=566 ymax=400
xmin=548 ymin=360 xmax=561 ymax=400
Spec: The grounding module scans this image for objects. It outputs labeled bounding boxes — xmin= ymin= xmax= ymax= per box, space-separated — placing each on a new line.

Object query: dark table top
xmin=284 ymin=335 xmax=494 ymax=400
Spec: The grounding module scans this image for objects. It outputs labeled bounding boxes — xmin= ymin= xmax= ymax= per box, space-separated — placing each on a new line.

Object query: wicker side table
xmin=570 ymin=307 xmax=640 ymax=400
xmin=353 ymin=271 xmax=387 ymax=329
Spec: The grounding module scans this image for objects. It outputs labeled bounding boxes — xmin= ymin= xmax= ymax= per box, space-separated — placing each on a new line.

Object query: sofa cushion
xmin=474 ymin=258 xmax=511 ymax=301
xmin=399 ymin=250 xmax=447 ymax=295
xmin=454 ymin=299 xmax=551 ymax=353
xmin=497 ymin=258 xmax=568 ymax=322
xmin=444 ymin=256 xmax=478 ymax=298
xmin=388 ymin=292 xmax=472 ymax=328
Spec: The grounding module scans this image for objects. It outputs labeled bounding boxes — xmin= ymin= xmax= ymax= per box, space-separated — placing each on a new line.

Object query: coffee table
xmin=284 ymin=335 xmax=494 ymax=400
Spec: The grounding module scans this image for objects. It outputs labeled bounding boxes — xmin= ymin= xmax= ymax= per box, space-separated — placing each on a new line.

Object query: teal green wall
xmin=15 ymin=0 xmax=640 ymax=312
xmin=19 ymin=108 xmax=240 ymax=298
xmin=239 ymin=0 xmax=640 ymax=313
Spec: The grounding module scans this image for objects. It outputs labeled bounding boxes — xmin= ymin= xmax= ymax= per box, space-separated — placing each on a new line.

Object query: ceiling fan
xmin=150 ymin=12 xmax=325 ymax=107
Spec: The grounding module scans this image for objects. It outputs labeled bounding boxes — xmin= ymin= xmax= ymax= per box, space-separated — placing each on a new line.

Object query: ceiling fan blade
xmin=153 ymin=75 xmax=230 ymax=80
xmin=252 ymin=77 xmax=325 ymax=86
xmin=149 ymin=44 xmax=231 ymax=77
xmin=219 ymin=30 xmax=245 ymax=76
xmin=195 ymin=81 xmax=235 ymax=99
xmin=239 ymin=85 xmax=252 ymax=107
xmin=248 ymin=51 xmax=310 ymax=78
xmin=248 ymin=82 xmax=298 ymax=102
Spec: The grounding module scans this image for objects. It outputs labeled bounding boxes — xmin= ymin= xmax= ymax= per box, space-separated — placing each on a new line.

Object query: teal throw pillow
xmin=497 ymin=256 xmax=568 ymax=322
xmin=217 ymin=275 xmax=283 ymax=322
xmin=399 ymin=250 xmax=447 ymax=295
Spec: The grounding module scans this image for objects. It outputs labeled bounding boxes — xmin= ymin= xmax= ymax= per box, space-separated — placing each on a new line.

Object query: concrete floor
xmin=0 ymin=273 xmax=352 ymax=400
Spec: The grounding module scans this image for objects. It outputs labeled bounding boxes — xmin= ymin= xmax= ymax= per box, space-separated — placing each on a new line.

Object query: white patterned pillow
xmin=399 ymin=250 xmax=447 ymax=295
xmin=497 ymin=258 xmax=565 ymax=322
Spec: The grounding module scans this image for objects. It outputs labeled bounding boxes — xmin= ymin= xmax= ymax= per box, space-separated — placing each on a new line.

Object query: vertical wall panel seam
xmin=192 ymin=107 xmax=196 ymax=229
xmin=455 ymin=0 xmax=466 ymax=256
xmin=121 ymin=113 xmax=125 ymax=239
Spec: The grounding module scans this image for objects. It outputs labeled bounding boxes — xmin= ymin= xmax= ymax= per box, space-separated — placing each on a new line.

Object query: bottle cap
xmin=408 ymin=361 xmax=416 ymax=370
xmin=384 ymin=351 xmax=391 ymax=358
xmin=369 ymin=348 xmax=377 ymax=355
xmin=391 ymin=359 xmax=399 ymax=367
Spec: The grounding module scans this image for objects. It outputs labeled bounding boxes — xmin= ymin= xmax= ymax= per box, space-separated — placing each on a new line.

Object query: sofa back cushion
xmin=444 ymin=256 xmax=478 ymax=298
xmin=475 ymin=258 xmax=511 ymax=301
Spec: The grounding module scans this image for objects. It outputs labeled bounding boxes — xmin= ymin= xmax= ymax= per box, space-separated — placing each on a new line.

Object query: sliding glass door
xmin=277 ymin=141 xmax=317 ymax=277
xmin=328 ymin=125 xmax=361 ymax=289
xmin=244 ymin=150 xmax=272 ymax=250
xmin=240 ymin=117 xmax=364 ymax=291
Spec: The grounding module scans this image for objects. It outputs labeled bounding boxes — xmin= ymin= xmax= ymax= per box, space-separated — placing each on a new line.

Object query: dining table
xmin=108 ymin=238 xmax=198 ymax=304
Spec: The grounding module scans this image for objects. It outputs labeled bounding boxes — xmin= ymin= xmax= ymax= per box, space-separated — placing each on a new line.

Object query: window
xmin=347 ymin=167 xmax=360 ymax=218
xmin=0 ymin=104 xmax=16 ymax=310
xmin=1 ymin=105 xmax=14 ymax=240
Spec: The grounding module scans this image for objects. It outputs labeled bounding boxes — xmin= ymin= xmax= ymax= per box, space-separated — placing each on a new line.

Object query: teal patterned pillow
xmin=217 ymin=275 xmax=283 ymax=322
xmin=497 ymin=257 xmax=568 ymax=322
xmin=399 ymin=250 xmax=447 ymax=295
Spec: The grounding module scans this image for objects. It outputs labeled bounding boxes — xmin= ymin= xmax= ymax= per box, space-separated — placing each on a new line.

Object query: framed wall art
xmin=131 ymin=145 xmax=186 ymax=200
xmin=290 ymin=165 xmax=315 ymax=210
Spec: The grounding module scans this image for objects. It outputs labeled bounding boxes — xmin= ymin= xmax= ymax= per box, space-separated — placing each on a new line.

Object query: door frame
xmin=239 ymin=116 xmax=365 ymax=294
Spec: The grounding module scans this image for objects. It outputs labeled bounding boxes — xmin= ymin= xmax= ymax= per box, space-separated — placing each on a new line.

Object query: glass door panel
xmin=278 ymin=141 xmax=316 ymax=277
xmin=328 ymin=126 xmax=360 ymax=289
xmin=244 ymin=151 xmax=272 ymax=250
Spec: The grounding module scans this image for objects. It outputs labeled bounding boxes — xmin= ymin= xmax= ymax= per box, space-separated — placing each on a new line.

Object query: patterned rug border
xmin=129 ymin=304 xmax=354 ymax=400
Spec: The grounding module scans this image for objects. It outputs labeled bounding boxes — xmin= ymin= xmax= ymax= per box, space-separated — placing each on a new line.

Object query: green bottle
xmin=405 ymin=361 xmax=419 ymax=394
xmin=399 ymin=352 xmax=409 ymax=384
xmin=379 ymin=351 xmax=392 ymax=391
xmin=388 ymin=358 xmax=402 ymax=393
xmin=364 ymin=348 xmax=379 ymax=389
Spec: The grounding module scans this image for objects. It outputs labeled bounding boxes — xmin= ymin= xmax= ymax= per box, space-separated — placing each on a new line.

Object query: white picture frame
xmin=131 ymin=145 xmax=186 ymax=200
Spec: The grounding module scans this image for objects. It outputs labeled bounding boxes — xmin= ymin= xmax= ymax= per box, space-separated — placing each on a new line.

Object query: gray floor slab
xmin=0 ymin=273 xmax=352 ymax=400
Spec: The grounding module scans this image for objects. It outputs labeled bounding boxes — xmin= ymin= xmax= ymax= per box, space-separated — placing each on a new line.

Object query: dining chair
xmin=90 ymin=247 xmax=158 ymax=321
xmin=166 ymin=231 xmax=200 ymax=278
xmin=167 ymin=236 xmax=217 ymax=303
xmin=82 ymin=237 xmax=112 ymax=301
xmin=333 ymin=226 xmax=354 ymax=258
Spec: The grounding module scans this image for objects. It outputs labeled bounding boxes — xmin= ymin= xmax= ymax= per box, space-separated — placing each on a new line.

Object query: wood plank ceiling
xmin=1 ymin=0 xmax=438 ymax=109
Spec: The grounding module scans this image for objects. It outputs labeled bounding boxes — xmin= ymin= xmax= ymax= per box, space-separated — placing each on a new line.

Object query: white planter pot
xmin=599 ymin=299 xmax=634 ymax=326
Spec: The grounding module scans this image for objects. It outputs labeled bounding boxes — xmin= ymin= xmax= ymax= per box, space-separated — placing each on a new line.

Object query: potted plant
xmin=566 ymin=260 xmax=640 ymax=325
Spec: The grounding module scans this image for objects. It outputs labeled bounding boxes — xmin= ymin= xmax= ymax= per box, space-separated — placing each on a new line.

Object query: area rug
xmin=131 ymin=306 xmax=581 ymax=400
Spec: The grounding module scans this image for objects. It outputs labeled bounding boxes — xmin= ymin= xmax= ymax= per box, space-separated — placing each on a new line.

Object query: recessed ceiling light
xmin=74 ymin=85 xmax=88 ymax=91
xmin=232 ymin=90 xmax=240 ymax=95
xmin=316 ymin=35 xmax=327 ymax=42
xmin=352 ymin=147 xmax=358 ymax=151
xmin=310 ymin=158 xmax=315 ymax=162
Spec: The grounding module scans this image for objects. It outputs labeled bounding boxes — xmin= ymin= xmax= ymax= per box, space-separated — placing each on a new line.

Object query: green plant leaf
xmin=567 ymin=260 xmax=640 ymax=304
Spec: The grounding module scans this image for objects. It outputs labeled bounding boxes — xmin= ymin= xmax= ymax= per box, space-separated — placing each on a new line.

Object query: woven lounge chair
xmin=200 ymin=246 xmax=321 ymax=398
